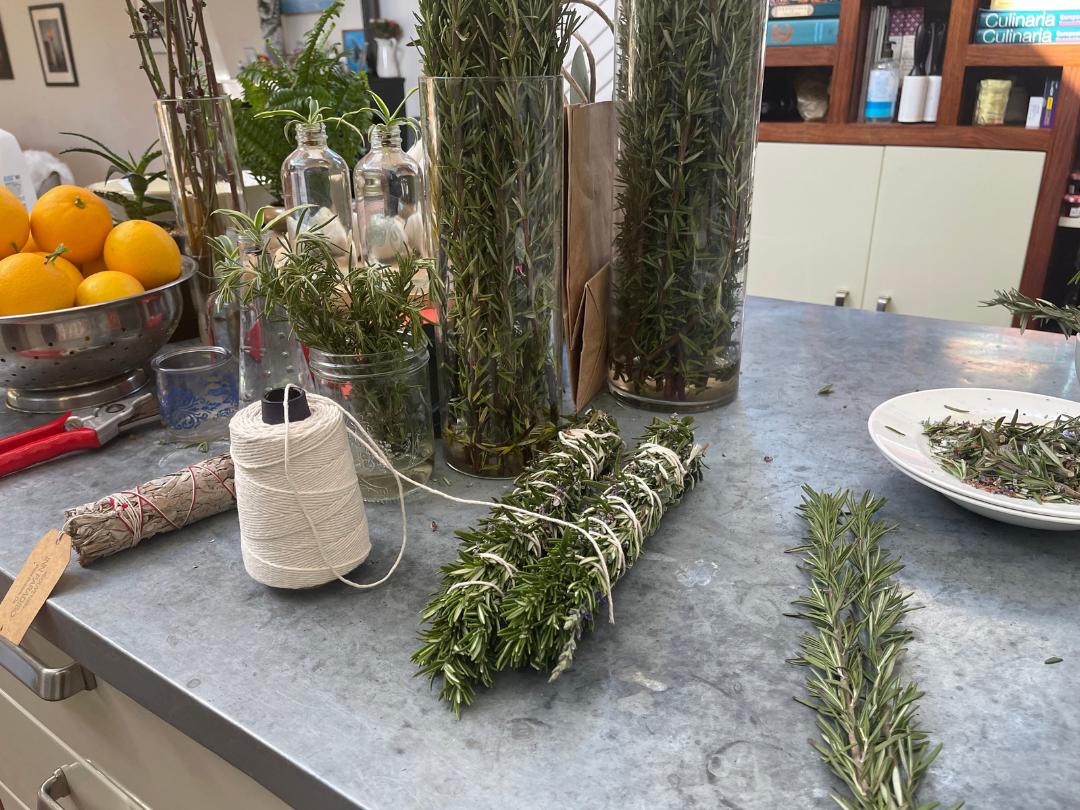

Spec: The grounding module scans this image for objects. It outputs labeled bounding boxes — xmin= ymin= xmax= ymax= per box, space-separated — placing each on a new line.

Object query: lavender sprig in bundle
xmin=497 ymin=416 xmax=704 ymax=679
xmin=413 ymin=411 xmax=623 ymax=715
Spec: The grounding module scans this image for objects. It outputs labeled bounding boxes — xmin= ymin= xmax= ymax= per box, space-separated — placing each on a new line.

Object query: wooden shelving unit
xmin=763 ymin=0 xmax=1080 ymax=301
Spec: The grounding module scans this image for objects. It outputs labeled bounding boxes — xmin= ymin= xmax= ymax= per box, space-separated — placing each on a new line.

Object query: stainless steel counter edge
xmin=0 ymin=567 xmax=365 ymax=810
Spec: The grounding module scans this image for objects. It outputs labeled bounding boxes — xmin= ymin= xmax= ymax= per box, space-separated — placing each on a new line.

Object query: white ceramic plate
xmin=868 ymin=388 xmax=1080 ymax=529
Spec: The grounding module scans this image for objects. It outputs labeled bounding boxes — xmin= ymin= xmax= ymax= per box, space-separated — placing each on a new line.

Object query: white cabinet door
xmin=863 ymin=146 xmax=1044 ymax=325
xmin=747 ymin=143 xmax=884 ymax=308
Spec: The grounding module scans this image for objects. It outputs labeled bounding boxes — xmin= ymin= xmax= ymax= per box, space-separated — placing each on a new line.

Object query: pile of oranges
xmin=0 ymin=184 xmax=182 ymax=317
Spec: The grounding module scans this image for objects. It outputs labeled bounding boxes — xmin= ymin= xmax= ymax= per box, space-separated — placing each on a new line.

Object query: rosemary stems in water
xmin=416 ymin=0 xmax=578 ymax=476
xmin=609 ymin=0 xmax=765 ymax=405
xmin=788 ymin=487 xmax=962 ymax=810
xmin=924 ymin=412 xmax=1080 ymax=503
xmin=414 ymin=412 xmax=623 ymax=716
xmin=498 ymin=417 xmax=704 ymax=678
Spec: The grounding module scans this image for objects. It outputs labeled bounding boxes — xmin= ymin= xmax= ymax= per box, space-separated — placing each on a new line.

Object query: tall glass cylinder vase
xmin=420 ymin=76 xmax=568 ymax=478
xmin=155 ymin=97 xmax=247 ymax=342
xmin=608 ymin=0 xmax=767 ymax=410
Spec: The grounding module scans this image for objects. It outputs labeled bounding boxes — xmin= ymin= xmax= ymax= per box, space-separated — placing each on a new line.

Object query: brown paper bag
xmin=564 ymin=100 xmax=615 ymax=411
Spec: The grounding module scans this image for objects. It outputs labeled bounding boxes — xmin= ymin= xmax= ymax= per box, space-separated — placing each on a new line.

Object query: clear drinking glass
xmin=281 ymin=122 xmax=354 ymax=256
xmin=420 ymin=75 xmax=569 ymax=478
xmin=308 ymin=345 xmax=435 ymax=501
xmin=354 ymin=123 xmax=426 ymax=288
xmin=152 ymin=346 xmax=238 ymax=443
xmin=155 ymin=97 xmax=247 ymax=342
xmin=608 ymin=0 xmax=767 ymax=410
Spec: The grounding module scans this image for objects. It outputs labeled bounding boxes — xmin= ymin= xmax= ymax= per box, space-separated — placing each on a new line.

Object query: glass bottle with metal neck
xmin=281 ymin=121 xmax=354 ymax=256
xmin=355 ymin=123 xmax=424 ymax=281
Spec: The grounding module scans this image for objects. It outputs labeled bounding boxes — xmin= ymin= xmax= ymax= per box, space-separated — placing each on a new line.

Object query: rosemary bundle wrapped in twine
xmin=499 ymin=416 xmax=704 ymax=679
xmin=64 ymin=455 xmax=236 ymax=567
xmin=414 ymin=411 xmax=623 ymax=715
xmin=788 ymin=487 xmax=962 ymax=810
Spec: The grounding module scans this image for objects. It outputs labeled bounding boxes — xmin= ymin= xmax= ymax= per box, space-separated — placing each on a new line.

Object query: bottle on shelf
xmin=865 ymin=43 xmax=901 ymax=123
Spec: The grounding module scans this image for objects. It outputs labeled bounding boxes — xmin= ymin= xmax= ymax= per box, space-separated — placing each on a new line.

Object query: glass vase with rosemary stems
xmin=213 ymin=207 xmax=435 ymax=499
xmin=126 ymin=0 xmax=246 ymax=341
xmin=416 ymin=0 xmax=578 ymax=478
xmin=608 ymin=0 xmax=767 ymax=410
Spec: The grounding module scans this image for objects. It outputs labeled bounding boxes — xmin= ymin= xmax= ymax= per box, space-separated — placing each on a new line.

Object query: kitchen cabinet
xmin=0 ymin=632 xmax=289 ymax=810
xmin=747 ymin=143 xmax=884 ymax=308
xmin=863 ymin=147 xmax=1044 ymax=325
xmin=747 ymin=142 xmax=1044 ymax=325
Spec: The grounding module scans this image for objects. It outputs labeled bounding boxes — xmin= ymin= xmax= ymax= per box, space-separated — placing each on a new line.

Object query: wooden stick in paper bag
xmin=63 ymin=455 xmax=236 ymax=566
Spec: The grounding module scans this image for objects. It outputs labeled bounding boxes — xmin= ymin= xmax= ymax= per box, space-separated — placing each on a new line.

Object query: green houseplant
xmin=232 ymin=0 xmax=371 ymax=203
xmin=416 ymin=0 xmax=578 ymax=477
xmin=608 ymin=0 xmax=767 ymax=410
xmin=60 ymin=133 xmax=174 ymax=224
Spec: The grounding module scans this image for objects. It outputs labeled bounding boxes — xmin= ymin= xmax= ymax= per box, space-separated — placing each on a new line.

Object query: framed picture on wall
xmin=29 ymin=4 xmax=77 ymax=86
xmin=342 ymin=29 xmax=365 ymax=73
xmin=0 ymin=14 xmax=14 ymax=80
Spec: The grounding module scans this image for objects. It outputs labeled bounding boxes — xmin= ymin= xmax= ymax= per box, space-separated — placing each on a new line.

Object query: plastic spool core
xmin=261 ymin=387 xmax=312 ymax=425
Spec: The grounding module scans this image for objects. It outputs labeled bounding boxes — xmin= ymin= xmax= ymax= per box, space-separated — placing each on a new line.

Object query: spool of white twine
xmin=230 ymin=393 xmax=371 ymax=589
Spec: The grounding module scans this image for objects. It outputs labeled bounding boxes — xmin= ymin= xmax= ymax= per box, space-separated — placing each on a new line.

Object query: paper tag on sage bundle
xmin=0 ymin=530 xmax=72 ymax=646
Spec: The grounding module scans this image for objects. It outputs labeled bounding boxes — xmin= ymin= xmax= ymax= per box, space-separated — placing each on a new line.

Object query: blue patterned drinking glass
xmin=152 ymin=346 xmax=239 ymax=443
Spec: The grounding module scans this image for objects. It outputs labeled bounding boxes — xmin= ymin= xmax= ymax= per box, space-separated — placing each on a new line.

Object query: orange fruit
xmin=34 ymin=250 xmax=82 ymax=297
xmin=22 ymin=233 xmax=39 ymax=252
xmin=81 ymin=255 xmax=108 ymax=277
xmin=103 ymin=220 xmax=181 ymax=289
xmin=0 ymin=186 xmax=29 ymax=260
xmin=0 ymin=252 xmax=75 ymax=315
xmin=30 ymin=185 xmax=113 ymax=264
xmin=75 ymin=271 xmax=145 ymax=306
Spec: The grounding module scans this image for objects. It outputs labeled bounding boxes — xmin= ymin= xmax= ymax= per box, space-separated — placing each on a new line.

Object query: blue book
xmin=770 ymin=1 xmax=841 ymax=19
xmin=974 ymin=25 xmax=1080 ymax=41
xmin=766 ymin=18 xmax=840 ymax=45
xmin=978 ymin=9 xmax=1080 ymax=27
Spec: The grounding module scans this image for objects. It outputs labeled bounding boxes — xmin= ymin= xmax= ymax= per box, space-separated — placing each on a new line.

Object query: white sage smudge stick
xmin=64 ymin=455 xmax=236 ymax=567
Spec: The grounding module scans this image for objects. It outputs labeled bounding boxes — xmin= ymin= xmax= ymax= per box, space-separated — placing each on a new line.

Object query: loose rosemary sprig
xmin=924 ymin=412 xmax=1080 ymax=503
xmin=788 ymin=487 xmax=962 ymax=810
xmin=498 ymin=417 xmax=704 ymax=678
xmin=414 ymin=411 xmax=623 ymax=716
xmin=983 ymin=288 xmax=1080 ymax=336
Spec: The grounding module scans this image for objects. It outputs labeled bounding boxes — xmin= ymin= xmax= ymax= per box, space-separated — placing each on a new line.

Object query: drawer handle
xmin=37 ymin=768 xmax=70 ymax=810
xmin=876 ymin=295 xmax=891 ymax=312
xmin=834 ymin=289 xmax=849 ymax=307
xmin=0 ymin=636 xmax=96 ymax=701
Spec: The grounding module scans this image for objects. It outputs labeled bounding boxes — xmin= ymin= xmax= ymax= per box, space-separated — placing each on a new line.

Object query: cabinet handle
xmin=37 ymin=769 xmax=69 ymax=810
xmin=0 ymin=636 xmax=96 ymax=701
xmin=876 ymin=295 xmax=891 ymax=312
xmin=834 ymin=289 xmax=849 ymax=307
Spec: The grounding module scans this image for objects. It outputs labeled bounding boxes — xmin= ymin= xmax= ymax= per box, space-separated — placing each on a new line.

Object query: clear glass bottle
xmin=865 ymin=44 xmax=901 ymax=123
xmin=354 ymin=124 xmax=424 ymax=281
xmin=281 ymin=122 xmax=354 ymax=256
xmin=234 ymin=234 xmax=311 ymax=405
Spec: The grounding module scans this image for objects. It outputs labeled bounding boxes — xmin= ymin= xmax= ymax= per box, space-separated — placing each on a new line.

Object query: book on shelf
xmin=978 ymin=9 xmax=1080 ymax=27
xmin=989 ymin=0 xmax=1080 ymax=9
xmin=857 ymin=5 xmax=891 ymax=122
xmin=766 ymin=18 xmax=840 ymax=45
xmin=1044 ymin=78 xmax=1060 ymax=126
xmin=889 ymin=7 xmax=925 ymax=77
xmin=768 ymin=0 xmax=838 ymax=5
xmin=770 ymin=2 xmax=841 ymax=19
xmin=974 ymin=26 xmax=1080 ymax=42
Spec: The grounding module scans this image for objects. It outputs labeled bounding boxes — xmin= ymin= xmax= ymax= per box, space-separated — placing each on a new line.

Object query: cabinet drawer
xmin=0 ymin=632 xmax=290 ymax=810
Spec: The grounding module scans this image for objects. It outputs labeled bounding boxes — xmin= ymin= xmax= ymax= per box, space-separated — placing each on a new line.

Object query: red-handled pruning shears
xmin=0 ymin=392 xmax=159 ymax=478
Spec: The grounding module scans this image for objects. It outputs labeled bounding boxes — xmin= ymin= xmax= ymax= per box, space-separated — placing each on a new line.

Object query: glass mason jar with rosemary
xmin=608 ymin=0 xmax=767 ymax=410
xmin=308 ymin=344 xmax=435 ymax=500
xmin=281 ymin=121 xmax=354 ymax=255
xmin=420 ymin=75 xmax=569 ymax=477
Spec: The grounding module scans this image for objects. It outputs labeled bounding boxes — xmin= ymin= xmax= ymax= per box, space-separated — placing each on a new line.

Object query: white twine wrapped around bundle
xmin=230 ymin=393 xmax=372 ymax=588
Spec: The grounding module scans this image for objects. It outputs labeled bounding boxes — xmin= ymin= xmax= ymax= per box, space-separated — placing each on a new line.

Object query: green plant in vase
xmin=60 ymin=133 xmax=174 ymax=224
xmin=608 ymin=0 xmax=766 ymax=409
xmin=416 ymin=0 xmax=578 ymax=477
xmin=213 ymin=207 xmax=435 ymax=498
